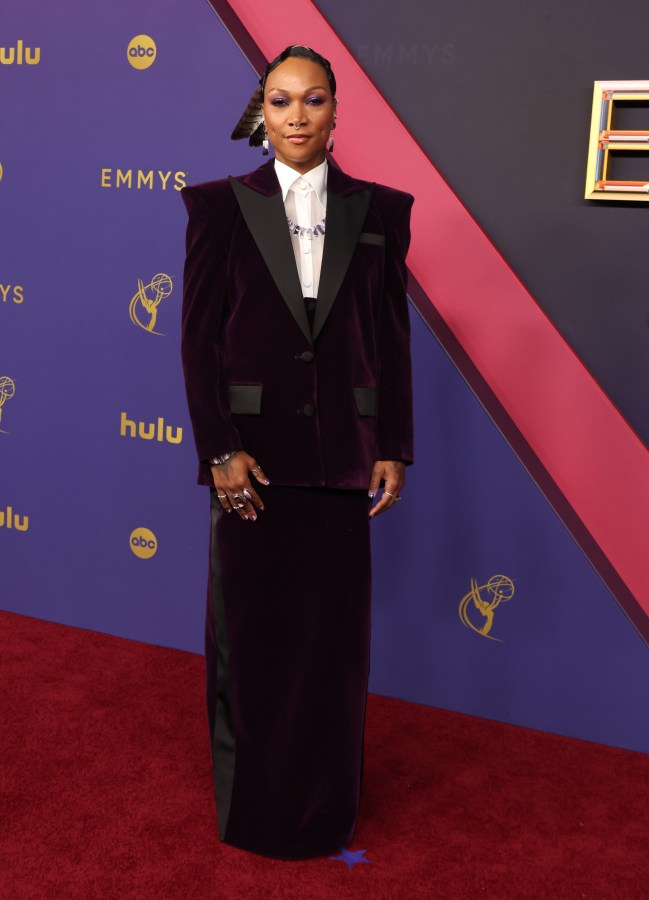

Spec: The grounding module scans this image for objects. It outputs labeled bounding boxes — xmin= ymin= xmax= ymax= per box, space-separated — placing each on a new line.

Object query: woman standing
xmin=181 ymin=45 xmax=414 ymax=860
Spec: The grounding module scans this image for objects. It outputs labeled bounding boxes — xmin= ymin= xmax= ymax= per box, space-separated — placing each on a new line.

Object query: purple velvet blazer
xmin=180 ymin=159 xmax=414 ymax=489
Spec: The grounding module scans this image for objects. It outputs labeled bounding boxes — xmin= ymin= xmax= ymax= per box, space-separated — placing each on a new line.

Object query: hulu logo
xmin=120 ymin=412 xmax=182 ymax=444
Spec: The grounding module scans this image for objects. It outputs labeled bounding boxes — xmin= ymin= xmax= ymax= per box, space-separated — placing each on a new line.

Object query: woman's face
xmin=262 ymin=56 xmax=336 ymax=173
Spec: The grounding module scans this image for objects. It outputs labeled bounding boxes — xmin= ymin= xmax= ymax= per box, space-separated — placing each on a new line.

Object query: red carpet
xmin=2 ymin=610 xmax=647 ymax=899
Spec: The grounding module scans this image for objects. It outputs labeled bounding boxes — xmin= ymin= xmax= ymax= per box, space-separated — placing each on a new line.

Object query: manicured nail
xmin=368 ymin=490 xmax=375 ymax=498
xmin=264 ymin=479 xmax=271 ymax=485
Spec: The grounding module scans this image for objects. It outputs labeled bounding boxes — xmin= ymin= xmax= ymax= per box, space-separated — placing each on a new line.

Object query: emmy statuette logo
xmin=458 ymin=575 xmax=515 ymax=643
xmin=0 ymin=40 xmax=41 ymax=65
xmin=0 ymin=162 xmax=3 ymax=182
xmin=130 ymin=527 xmax=157 ymax=559
xmin=0 ymin=376 xmax=16 ymax=433
xmin=0 ymin=506 xmax=29 ymax=531
xmin=127 ymin=35 xmax=156 ymax=70
xmin=129 ymin=273 xmax=172 ymax=334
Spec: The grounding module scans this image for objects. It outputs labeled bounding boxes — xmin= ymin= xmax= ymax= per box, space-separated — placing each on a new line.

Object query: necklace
xmin=286 ymin=215 xmax=326 ymax=239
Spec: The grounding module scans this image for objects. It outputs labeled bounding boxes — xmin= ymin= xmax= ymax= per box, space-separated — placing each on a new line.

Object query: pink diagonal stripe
xmin=218 ymin=0 xmax=649 ymax=619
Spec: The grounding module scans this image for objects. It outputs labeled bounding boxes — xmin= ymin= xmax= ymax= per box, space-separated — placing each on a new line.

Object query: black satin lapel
xmin=313 ymin=185 xmax=374 ymax=342
xmin=228 ymin=177 xmax=312 ymax=345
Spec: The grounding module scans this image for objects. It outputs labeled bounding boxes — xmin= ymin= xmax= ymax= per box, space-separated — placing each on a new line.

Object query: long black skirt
xmin=205 ymin=483 xmax=372 ymax=859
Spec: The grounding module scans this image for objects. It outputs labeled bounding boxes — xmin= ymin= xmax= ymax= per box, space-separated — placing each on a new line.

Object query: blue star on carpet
xmin=329 ymin=848 xmax=372 ymax=869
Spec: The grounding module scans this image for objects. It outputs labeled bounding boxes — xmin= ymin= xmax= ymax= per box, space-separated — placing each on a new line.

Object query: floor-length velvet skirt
xmin=205 ymin=483 xmax=372 ymax=859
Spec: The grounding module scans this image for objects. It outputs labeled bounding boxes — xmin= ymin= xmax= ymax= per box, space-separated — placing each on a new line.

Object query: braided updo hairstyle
xmin=259 ymin=45 xmax=336 ymax=99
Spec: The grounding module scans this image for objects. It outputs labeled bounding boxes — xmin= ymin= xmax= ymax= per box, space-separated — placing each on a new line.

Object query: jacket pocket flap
xmin=353 ymin=386 xmax=377 ymax=416
xmin=358 ymin=231 xmax=385 ymax=246
xmin=228 ymin=384 xmax=262 ymax=415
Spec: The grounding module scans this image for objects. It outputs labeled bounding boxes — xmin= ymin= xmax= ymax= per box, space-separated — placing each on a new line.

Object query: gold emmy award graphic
xmin=129 ymin=273 xmax=173 ymax=335
xmin=0 ymin=375 xmax=16 ymax=432
xmin=458 ymin=575 xmax=515 ymax=643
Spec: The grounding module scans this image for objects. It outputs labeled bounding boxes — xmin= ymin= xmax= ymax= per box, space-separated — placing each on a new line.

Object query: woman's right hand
xmin=211 ymin=451 xmax=270 ymax=521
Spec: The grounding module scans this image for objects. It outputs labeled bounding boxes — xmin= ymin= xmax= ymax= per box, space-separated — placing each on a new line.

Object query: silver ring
xmin=231 ymin=492 xmax=246 ymax=509
xmin=216 ymin=493 xmax=227 ymax=501
xmin=242 ymin=489 xmax=253 ymax=501
xmin=384 ymin=491 xmax=394 ymax=497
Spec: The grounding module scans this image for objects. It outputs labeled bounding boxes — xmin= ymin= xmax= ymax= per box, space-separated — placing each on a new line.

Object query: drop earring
xmin=262 ymin=122 xmax=269 ymax=156
xmin=328 ymin=118 xmax=336 ymax=153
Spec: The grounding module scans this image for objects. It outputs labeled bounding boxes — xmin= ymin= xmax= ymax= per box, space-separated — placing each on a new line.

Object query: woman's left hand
xmin=368 ymin=460 xmax=406 ymax=518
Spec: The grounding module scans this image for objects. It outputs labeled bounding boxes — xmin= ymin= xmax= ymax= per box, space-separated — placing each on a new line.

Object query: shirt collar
xmin=274 ymin=158 xmax=328 ymax=206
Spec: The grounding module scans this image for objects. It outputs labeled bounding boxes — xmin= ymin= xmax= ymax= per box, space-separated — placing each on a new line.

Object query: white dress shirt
xmin=274 ymin=158 xmax=328 ymax=298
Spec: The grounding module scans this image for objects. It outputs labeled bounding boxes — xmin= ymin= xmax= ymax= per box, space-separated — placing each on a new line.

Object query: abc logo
xmin=127 ymin=35 xmax=156 ymax=70
xmin=129 ymin=526 xmax=158 ymax=559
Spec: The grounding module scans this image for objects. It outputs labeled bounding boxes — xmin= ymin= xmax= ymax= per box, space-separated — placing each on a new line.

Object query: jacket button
xmin=303 ymin=403 xmax=316 ymax=416
xmin=300 ymin=350 xmax=314 ymax=363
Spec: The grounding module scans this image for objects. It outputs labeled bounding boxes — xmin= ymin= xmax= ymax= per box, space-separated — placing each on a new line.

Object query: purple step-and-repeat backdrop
xmin=2 ymin=0 xmax=648 ymax=753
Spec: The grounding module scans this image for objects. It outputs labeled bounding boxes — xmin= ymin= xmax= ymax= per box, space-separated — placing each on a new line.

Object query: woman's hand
xmin=212 ymin=451 xmax=270 ymax=521
xmin=368 ymin=460 xmax=405 ymax=519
